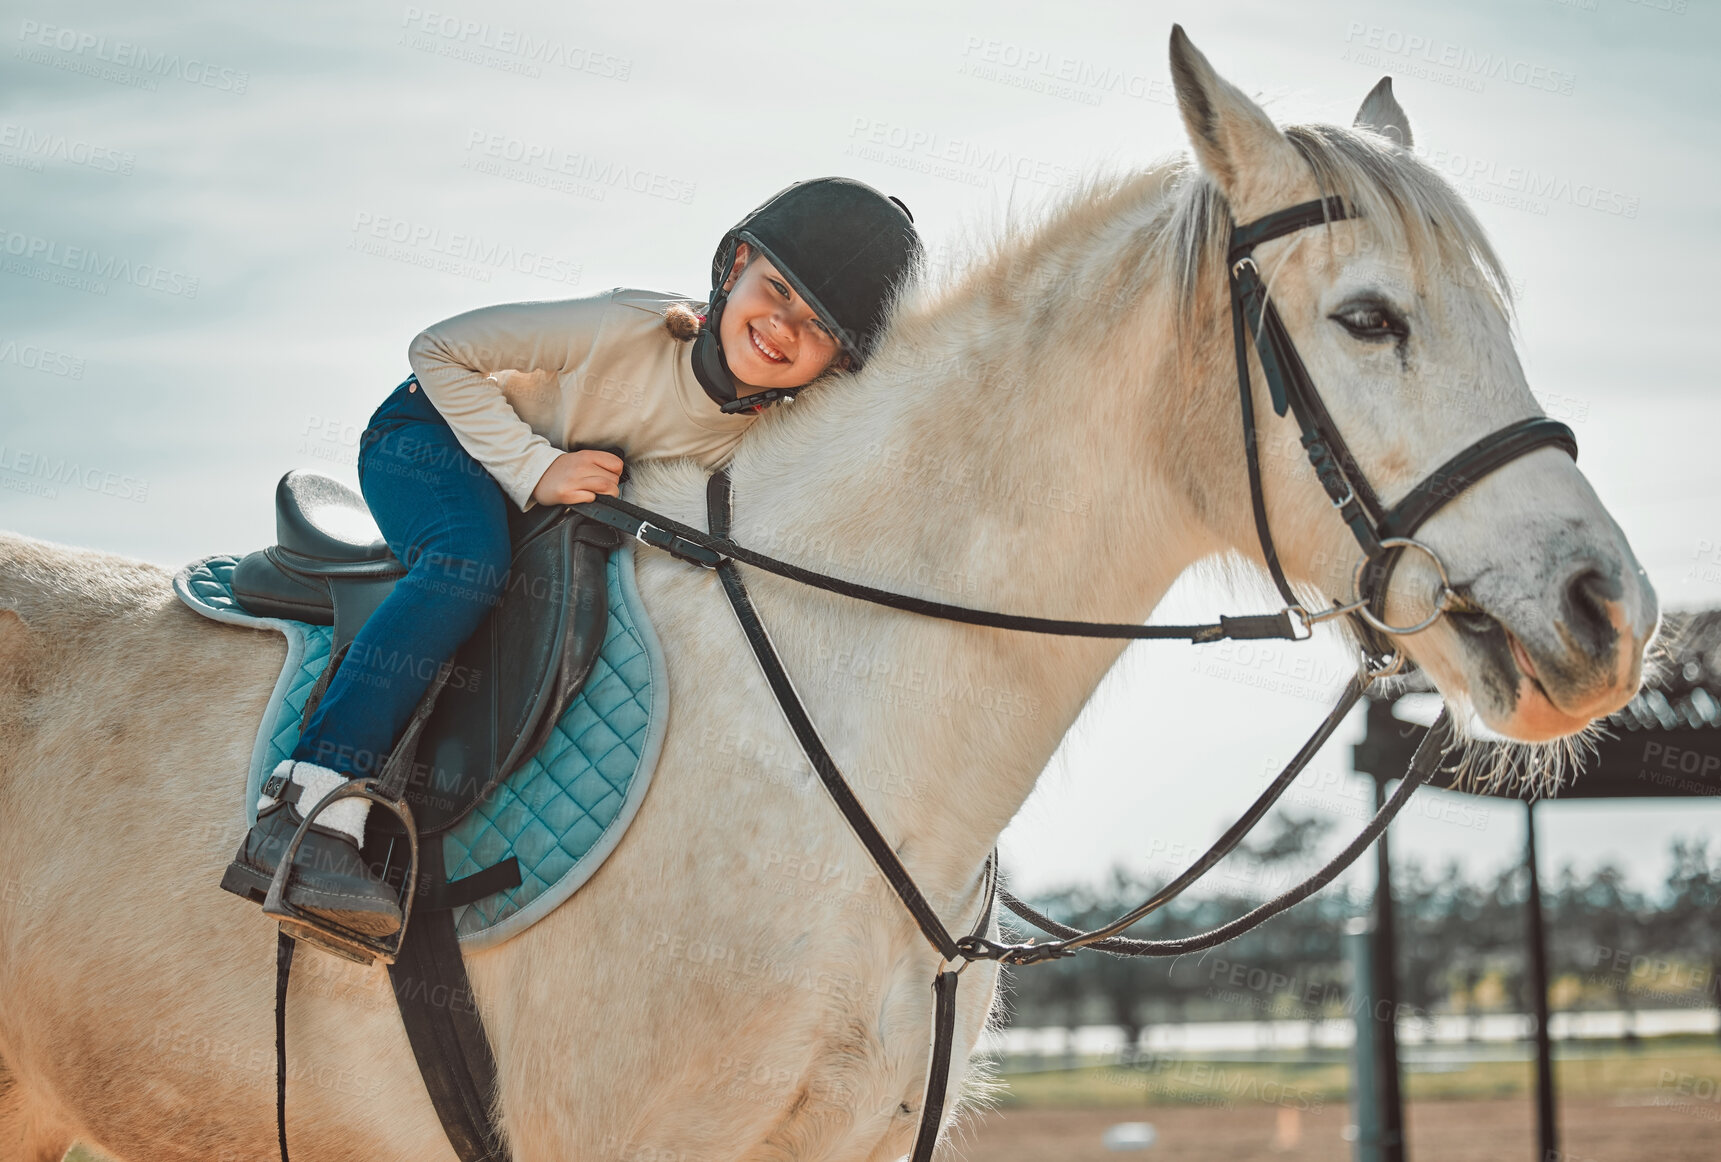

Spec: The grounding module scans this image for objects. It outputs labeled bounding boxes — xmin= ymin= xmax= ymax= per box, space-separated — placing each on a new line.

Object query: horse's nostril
xmin=1561 ymin=565 xmax=1623 ymax=652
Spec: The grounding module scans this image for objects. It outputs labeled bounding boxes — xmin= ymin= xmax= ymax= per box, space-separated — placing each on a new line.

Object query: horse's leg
xmin=0 ymin=1057 xmax=76 ymax=1162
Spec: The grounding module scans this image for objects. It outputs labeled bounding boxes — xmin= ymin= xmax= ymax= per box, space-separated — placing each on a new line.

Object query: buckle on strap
xmin=572 ymin=500 xmax=725 ymax=569
xmin=955 ymin=935 xmax=1074 ymax=966
xmin=261 ymin=770 xmax=292 ymax=801
xmin=632 ymin=520 xmax=723 ymax=569
xmin=1219 ymin=611 xmax=1305 ymax=642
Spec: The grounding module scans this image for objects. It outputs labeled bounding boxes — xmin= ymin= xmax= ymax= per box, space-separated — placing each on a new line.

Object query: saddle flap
xmin=231 ymin=467 xmax=616 ymax=838
xmin=372 ymin=509 xmax=613 ymax=836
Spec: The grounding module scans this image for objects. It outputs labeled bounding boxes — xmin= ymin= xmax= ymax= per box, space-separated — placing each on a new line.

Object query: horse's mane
xmin=900 ymin=119 xmax=1516 ymax=344
xmin=733 ymin=118 xmax=1519 ymax=473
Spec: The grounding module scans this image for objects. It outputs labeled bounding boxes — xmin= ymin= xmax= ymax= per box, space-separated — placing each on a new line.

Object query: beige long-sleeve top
xmin=407 ymin=288 xmax=755 ymax=511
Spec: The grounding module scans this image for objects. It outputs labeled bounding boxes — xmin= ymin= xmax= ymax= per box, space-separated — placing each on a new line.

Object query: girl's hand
xmin=532 ymin=449 xmax=624 ymax=506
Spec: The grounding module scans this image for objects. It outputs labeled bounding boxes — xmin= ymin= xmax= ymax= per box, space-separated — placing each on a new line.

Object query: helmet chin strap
xmin=691 ymin=292 xmax=804 ymax=415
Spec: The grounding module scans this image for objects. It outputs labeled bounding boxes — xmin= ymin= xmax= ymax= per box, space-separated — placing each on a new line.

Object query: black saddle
xmin=231 ymin=470 xmax=620 ymax=836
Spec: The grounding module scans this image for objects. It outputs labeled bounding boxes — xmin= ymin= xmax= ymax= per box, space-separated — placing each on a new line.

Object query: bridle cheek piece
xmin=1227 ymin=194 xmax=1578 ymax=673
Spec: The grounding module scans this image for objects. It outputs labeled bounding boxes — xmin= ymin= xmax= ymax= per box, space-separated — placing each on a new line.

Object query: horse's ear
xmin=1354 ymin=77 xmax=1413 ymax=149
xmin=1168 ymin=26 xmax=1306 ymax=220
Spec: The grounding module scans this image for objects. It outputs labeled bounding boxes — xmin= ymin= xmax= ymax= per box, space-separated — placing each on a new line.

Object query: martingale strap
xmin=705 ymin=471 xmax=996 ymax=1162
xmin=694 ymin=465 xmax=1445 ymax=1155
xmin=1009 ymin=671 xmax=1371 ymax=955
xmin=998 ymin=708 xmax=1451 ymax=958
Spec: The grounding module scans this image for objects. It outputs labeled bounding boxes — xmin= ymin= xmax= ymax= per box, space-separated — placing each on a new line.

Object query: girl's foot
xmin=220 ymin=761 xmax=402 ymax=937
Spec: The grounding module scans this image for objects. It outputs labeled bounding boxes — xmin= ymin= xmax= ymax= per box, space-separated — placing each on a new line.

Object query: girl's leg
xmin=291 ymin=418 xmax=513 ymax=780
xmin=226 ymin=393 xmax=515 ymax=937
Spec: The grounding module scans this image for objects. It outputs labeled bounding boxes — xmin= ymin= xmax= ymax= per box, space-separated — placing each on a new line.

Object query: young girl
xmin=224 ymin=177 xmax=922 ymax=937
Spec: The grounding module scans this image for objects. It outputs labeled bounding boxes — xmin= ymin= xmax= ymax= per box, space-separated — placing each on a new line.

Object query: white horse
xmin=0 ymin=29 xmax=1656 ymax=1162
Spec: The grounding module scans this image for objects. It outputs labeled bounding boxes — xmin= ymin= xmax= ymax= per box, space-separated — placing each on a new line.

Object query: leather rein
xmin=576 ymin=194 xmax=1577 ymax=1161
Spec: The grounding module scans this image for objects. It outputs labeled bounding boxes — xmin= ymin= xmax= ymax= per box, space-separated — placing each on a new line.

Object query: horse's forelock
xmin=1152 ymin=124 xmax=1516 ymax=324
xmin=1279 ymin=124 xmax=1515 ymax=316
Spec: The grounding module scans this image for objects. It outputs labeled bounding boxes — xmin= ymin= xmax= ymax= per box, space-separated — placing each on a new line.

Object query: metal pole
xmin=1372 ymin=776 xmax=1407 ymax=1162
xmin=1347 ymin=918 xmax=1381 ymax=1162
xmin=1524 ymin=800 xmax=1557 ymax=1160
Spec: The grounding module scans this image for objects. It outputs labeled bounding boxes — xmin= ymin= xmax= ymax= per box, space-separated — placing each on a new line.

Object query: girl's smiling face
xmin=718 ymin=242 xmax=847 ymax=390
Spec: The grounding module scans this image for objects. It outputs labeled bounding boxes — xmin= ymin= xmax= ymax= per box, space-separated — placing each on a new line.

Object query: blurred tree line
xmin=999 ymin=815 xmax=1721 ymax=1048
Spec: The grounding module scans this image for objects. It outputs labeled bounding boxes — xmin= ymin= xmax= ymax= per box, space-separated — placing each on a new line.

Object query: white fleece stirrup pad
xmin=258 ymin=759 xmax=370 ymax=846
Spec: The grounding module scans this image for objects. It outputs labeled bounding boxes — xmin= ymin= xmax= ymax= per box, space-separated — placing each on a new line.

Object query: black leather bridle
xmin=568 ymin=195 xmax=1581 ymax=1162
xmin=1228 ymin=195 xmax=1578 ymax=666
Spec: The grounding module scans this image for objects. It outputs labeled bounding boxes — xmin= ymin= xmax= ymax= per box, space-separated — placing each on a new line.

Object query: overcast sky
xmin=3 ymin=0 xmax=1717 ymax=903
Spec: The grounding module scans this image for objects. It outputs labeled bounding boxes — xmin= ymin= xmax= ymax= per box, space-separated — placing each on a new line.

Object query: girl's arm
xmin=407 ymin=295 xmax=611 ymax=510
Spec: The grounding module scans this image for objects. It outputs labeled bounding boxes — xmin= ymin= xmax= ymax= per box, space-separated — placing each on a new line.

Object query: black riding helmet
xmin=693 ymin=177 xmax=923 ymax=413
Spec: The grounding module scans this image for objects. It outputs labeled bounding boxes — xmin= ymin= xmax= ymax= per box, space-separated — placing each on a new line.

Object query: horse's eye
xmin=1332 ymin=302 xmax=1408 ymax=342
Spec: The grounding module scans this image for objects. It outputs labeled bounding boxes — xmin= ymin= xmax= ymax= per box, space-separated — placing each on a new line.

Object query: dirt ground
xmin=952 ymin=1096 xmax=1718 ymax=1161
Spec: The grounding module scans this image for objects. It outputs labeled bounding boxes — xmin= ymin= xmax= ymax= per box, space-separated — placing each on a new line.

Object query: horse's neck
xmin=724 ymin=212 xmax=1237 ymax=904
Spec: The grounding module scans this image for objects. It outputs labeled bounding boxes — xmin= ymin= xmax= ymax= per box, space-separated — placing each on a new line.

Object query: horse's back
xmin=0 ymin=528 xmax=177 ymax=624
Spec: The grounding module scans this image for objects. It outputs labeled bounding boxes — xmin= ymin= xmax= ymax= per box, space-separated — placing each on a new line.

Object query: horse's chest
xmin=666 ymin=965 xmax=934 ymax=1159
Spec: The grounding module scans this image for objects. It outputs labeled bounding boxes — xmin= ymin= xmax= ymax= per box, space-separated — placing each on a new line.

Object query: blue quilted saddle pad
xmin=173 ymin=544 xmax=668 ymax=950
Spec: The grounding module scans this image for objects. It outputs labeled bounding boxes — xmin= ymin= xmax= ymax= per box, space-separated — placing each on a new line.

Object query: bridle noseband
xmin=1228 ymin=195 xmax=1578 ymax=671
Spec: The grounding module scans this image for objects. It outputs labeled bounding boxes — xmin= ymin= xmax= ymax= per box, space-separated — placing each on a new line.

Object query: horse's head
xmin=1168 ymin=27 xmax=1657 ymax=743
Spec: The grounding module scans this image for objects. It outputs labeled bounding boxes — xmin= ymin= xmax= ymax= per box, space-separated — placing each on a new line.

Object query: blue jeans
xmin=290 ymin=378 xmax=513 ymax=779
